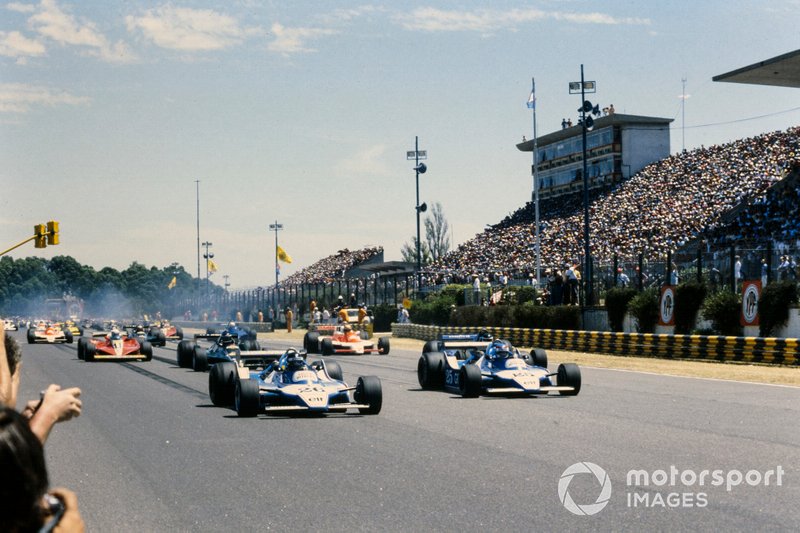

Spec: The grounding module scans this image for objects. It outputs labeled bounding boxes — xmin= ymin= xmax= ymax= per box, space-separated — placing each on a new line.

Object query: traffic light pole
xmin=1 ymin=221 xmax=59 ymax=256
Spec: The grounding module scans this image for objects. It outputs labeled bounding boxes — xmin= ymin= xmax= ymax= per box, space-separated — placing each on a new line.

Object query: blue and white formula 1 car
xmin=207 ymin=348 xmax=382 ymax=417
xmin=176 ymin=330 xmax=278 ymax=372
xmin=417 ymin=333 xmax=581 ymax=398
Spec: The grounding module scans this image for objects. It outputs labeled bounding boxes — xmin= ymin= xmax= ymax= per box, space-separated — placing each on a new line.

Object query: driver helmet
xmin=285 ymin=350 xmax=306 ymax=371
xmin=485 ymin=339 xmax=512 ymax=361
xmin=220 ymin=331 xmax=234 ymax=346
xmin=109 ymin=327 xmax=122 ymax=340
xmin=227 ymin=321 xmax=236 ymax=329
xmin=343 ymin=324 xmax=353 ymax=332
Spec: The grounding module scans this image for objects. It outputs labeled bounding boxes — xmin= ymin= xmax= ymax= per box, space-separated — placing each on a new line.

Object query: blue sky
xmin=2 ymin=1 xmax=799 ymax=288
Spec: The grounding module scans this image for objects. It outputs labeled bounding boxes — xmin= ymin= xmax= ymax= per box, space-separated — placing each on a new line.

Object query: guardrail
xmin=391 ymin=323 xmax=800 ymax=366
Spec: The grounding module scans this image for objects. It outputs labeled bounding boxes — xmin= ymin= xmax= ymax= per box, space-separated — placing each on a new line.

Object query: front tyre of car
xmin=209 ymin=362 xmax=237 ymax=407
xmin=459 ymin=364 xmax=482 ymax=398
xmin=355 ymin=376 xmax=382 ymax=415
xmin=235 ymin=378 xmax=260 ymax=417
xmin=557 ymin=363 xmax=581 ymax=395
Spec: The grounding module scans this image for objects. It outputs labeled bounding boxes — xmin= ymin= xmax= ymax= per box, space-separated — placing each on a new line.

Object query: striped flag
xmin=526 ymin=89 xmax=536 ymax=109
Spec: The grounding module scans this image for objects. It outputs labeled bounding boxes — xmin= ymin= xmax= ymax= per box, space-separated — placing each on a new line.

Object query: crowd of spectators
xmin=282 ymin=246 xmax=383 ymax=285
xmin=423 ymin=126 xmax=800 ymax=282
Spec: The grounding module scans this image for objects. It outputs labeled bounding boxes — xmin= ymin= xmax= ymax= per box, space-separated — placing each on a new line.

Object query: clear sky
xmin=2 ymin=0 xmax=799 ymax=288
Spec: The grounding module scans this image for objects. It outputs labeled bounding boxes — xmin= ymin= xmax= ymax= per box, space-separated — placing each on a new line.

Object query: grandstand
xmin=425 ymin=126 xmax=800 ymax=280
xmin=281 ymin=246 xmax=384 ymax=285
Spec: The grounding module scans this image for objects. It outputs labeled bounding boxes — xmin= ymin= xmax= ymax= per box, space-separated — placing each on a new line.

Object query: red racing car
xmin=77 ymin=329 xmax=152 ymax=362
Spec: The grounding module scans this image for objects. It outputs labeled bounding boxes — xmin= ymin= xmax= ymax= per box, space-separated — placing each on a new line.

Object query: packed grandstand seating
xmin=422 ymin=126 xmax=800 ymax=281
xmin=282 ymin=246 xmax=383 ymax=285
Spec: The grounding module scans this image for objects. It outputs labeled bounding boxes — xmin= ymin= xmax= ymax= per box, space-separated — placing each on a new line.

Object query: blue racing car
xmin=207 ymin=348 xmax=382 ymax=417
xmin=177 ymin=329 xmax=276 ymax=371
xmin=417 ymin=333 xmax=581 ymax=397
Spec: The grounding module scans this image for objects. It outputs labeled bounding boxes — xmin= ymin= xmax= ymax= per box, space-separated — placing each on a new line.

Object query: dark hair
xmin=0 ymin=407 xmax=49 ymax=532
xmin=4 ymin=334 xmax=22 ymax=376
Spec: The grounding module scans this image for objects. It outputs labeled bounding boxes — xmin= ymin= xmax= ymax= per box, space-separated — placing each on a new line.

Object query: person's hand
xmin=29 ymin=384 xmax=82 ymax=442
xmin=49 ymin=488 xmax=85 ymax=533
xmin=21 ymin=398 xmax=41 ymax=419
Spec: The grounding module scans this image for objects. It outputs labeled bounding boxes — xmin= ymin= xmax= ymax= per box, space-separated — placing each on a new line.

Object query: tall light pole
xmin=202 ymin=241 xmax=213 ymax=302
xmin=528 ymin=77 xmax=542 ymax=285
xmin=406 ymin=137 xmax=427 ymax=292
xmin=569 ymin=65 xmax=599 ymax=306
xmin=679 ymin=77 xmax=690 ymax=153
xmin=269 ymin=221 xmax=283 ymax=288
xmin=195 ymin=180 xmax=201 ymax=282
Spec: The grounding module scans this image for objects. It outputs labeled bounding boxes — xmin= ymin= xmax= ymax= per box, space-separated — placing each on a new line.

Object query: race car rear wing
xmin=236 ymin=350 xmax=284 ymax=369
xmin=430 ymin=333 xmax=493 ymax=352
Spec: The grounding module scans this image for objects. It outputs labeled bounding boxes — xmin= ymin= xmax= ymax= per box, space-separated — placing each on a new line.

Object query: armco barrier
xmin=391 ymin=324 xmax=800 ymax=366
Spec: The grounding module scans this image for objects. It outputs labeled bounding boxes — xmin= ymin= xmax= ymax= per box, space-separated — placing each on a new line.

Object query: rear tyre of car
xmin=177 ymin=341 xmax=194 ymax=368
xmin=141 ymin=341 xmax=153 ymax=362
xmin=209 ymin=362 xmax=237 ymax=406
xmin=324 ymin=360 xmax=343 ymax=381
xmin=304 ymin=332 xmax=319 ymax=353
xmin=422 ymin=340 xmax=439 ymax=354
xmin=355 ymin=376 xmax=382 ymax=414
xmin=321 ymin=337 xmax=334 ymax=356
xmin=557 ymin=363 xmax=581 ymax=396
xmin=459 ymin=364 xmax=482 ymax=398
xmin=532 ymin=348 xmax=548 ymax=368
xmin=377 ymin=337 xmax=390 ymax=355
xmin=174 ymin=326 xmax=184 ymax=340
xmin=156 ymin=331 xmax=167 ymax=346
xmin=84 ymin=342 xmax=96 ymax=363
xmin=192 ymin=345 xmax=208 ymax=372
xmin=77 ymin=338 xmax=85 ymax=360
xmin=27 ymin=328 xmax=35 ymax=344
xmin=63 ymin=330 xmax=73 ymax=344
xmin=417 ymin=352 xmax=445 ymax=389
xmin=235 ymin=378 xmax=260 ymax=417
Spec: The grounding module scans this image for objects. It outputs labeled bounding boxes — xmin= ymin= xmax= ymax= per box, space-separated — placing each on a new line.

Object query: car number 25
xmin=444 ymin=368 xmax=460 ymax=386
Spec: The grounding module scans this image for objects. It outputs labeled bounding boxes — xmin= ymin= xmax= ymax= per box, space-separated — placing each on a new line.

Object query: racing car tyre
xmin=417 ymin=352 xmax=445 ymax=389
xmin=557 ymin=363 xmax=581 ymax=396
xmin=324 ymin=360 xmax=343 ymax=381
xmin=155 ymin=331 xmax=167 ymax=346
xmin=64 ymin=330 xmax=73 ymax=344
xmin=422 ymin=340 xmax=439 ymax=354
xmin=321 ymin=337 xmax=334 ymax=356
xmin=177 ymin=341 xmax=194 ymax=368
xmin=141 ymin=341 xmax=153 ymax=362
xmin=235 ymin=378 xmax=260 ymax=417
xmin=304 ymin=332 xmax=320 ymax=354
xmin=27 ymin=328 xmax=35 ymax=344
xmin=209 ymin=362 xmax=237 ymax=407
xmin=192 ymin=346 xmax=209 ymax=372
xmin=84 ymin=342 xmax=96 ymax=363
xmin=459 ymin=364 xmax=482 ymax=398
xmin=377 ymin=337 xmax=390 ymax=355
xmin=532 ymin=348 xmax=548 ymax=368
xmin=355 ymin=376 xmax=382 ymax=415
xmin=174 ymin=326 xmax=184 ymax=340
xmin=77 ymin=338 xmax=85 ymax=360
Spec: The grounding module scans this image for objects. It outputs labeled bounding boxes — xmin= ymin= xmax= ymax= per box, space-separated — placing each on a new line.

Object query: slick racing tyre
xmin=192 ymin=345 xmax=209 ymax=372
xmin=377 ymin=337 xmax=390 ymax=355
xmin=355 ymin=376 xmax=382 ymax=415
xmin=459 ymin=364 xmax=482 ymax=398
xmin=557 ymin=363 xmax=581 ymax=396
xmin=235 ymin=378 xmax=260 ymax=417
xmin=209 ymin=362 xmax=237 ymax=407
xmin=417 ymin=352 xmax=445 ymax=389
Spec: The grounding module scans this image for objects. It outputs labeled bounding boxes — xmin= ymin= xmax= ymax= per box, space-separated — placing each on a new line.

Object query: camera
xmin=41 ymin=494 xmax=65 ymax=532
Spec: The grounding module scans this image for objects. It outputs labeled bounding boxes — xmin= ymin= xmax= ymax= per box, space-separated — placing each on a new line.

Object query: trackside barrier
xmin=391 ymin=324 xmax=800 ymax=366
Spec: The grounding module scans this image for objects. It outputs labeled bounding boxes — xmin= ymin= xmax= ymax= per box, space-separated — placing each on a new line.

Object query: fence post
xmin=638 ymin=253 xmax=644 ymax=291
xmin=767 ymin=241 xmax=773 ymax=284
xmin=666 ymin=249 xmax=672 ymax=287
xmin=612 ymin=253 xmax=618 ymax=288
xmin=696 ymin=246 xmax=703 ymax=284
xmin=729 ymin=246 xmax=736 ymax=294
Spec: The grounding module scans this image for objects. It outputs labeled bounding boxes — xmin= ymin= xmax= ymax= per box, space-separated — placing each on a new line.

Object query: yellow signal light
xmin=34 ymin=224 xmax=47 ymax=248
xmin=46 ymin=220 xmax=59 ymax=245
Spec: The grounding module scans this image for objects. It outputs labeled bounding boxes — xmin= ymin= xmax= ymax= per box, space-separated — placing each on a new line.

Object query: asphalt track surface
xmin=12 ymin=331 xmax=799 ymax=532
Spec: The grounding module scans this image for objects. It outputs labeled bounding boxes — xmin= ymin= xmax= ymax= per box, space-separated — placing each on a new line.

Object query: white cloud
xmin=334 ymin=144 xmax=392 ymax=178
xmin=393 ymin=7 xmax=650 ymax=33
xmin=126 ymin=6 xmax=260 ymax=51
xmin=0 ymin=82 xmax=89 ymax=113
xmin=267 ymin=22 xmax=337 ymax=54
xmin=6 ymin=2 xmax=35 ymax=13
xmin=0 ymin=30 xmax=46 ymax=60
xmin=11 ymin=0 xmax=138 ymax=63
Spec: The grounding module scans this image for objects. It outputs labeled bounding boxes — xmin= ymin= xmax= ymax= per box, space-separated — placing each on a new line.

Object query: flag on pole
xmin=277 ymin=245 xmax=292 ymax=264
xmin=526 ymin=89 xmax=536 ymax=109
xmin=208 ymin=258 xmax=218 ymax=273
xmin=167 ymin=276 xmax=177 ymax=289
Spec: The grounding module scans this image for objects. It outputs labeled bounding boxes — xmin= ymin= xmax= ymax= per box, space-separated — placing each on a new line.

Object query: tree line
xmin=0 ymin=255 xmax=216 ymax=318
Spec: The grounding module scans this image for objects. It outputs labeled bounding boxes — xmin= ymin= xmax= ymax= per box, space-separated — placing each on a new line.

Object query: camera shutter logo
xmin=558 ymin=462 xmax=612 ymax=516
